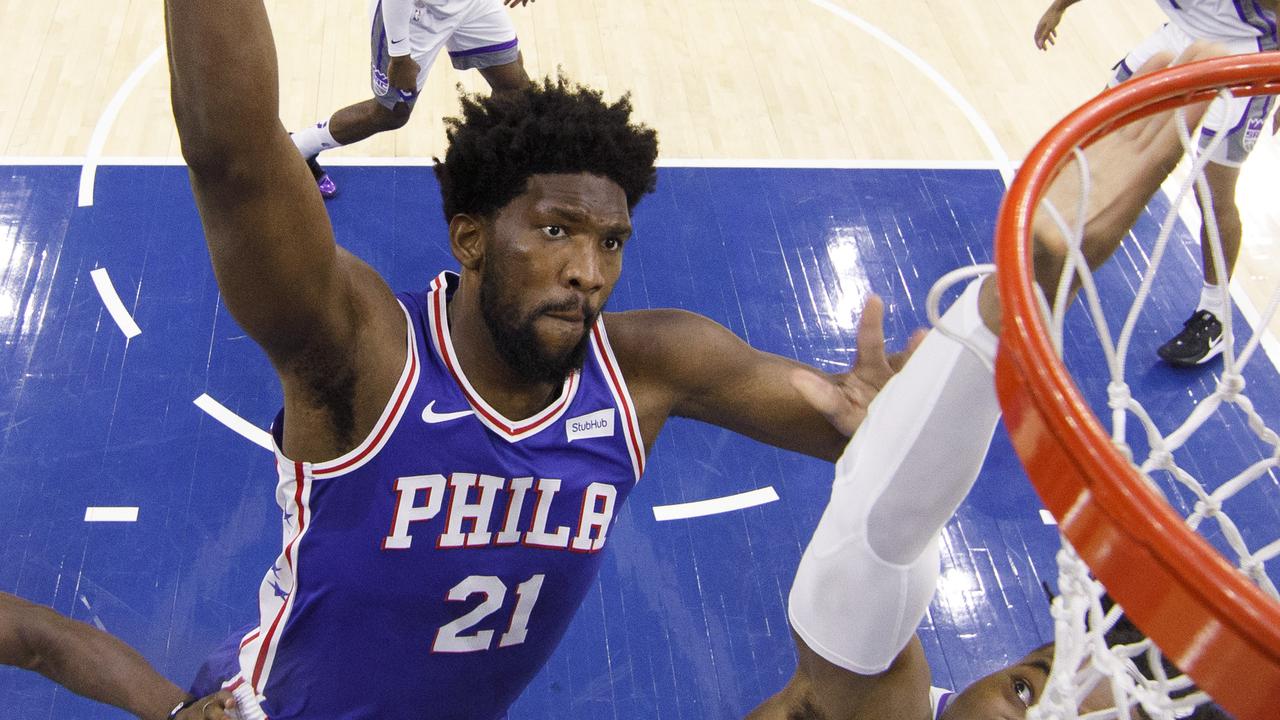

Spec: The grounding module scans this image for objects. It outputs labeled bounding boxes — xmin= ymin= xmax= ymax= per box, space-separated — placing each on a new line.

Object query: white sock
xmin=291 ymin=118 xmax=341 ymax=158
xmin=1196 ymin=281 xmax=1227 ymax=321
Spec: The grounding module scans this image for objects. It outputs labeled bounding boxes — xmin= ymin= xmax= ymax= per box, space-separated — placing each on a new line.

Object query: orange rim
xmin=994 ymin=52 xmax=1280 ymax=720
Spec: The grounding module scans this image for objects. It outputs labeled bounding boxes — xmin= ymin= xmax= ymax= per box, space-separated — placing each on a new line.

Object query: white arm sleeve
xmin=788 ymin=278 xmax=1001 ymax=674
xmin=381 ymin=0 xmax=414 ymax=57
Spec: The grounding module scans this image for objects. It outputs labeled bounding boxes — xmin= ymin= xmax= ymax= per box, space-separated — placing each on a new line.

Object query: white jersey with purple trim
xmin=1157 ymin=0 xmax=1279 ymax=46
xmin=230 ymin=271 xmax=646 ymax=720
xmin=930 ymin=686 xmax=955 ymax=719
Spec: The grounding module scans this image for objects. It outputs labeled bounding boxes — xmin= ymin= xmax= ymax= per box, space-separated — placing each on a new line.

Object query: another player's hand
xmin=1034 ymin=6 xmax=1065 ymax=50
xmin=174 ymin=691 xmax=238 ymax=719
xmin=790 ymin=296 xmax=925 ymax=438
xmin=387 ymin=54 xmax=421 ymax=95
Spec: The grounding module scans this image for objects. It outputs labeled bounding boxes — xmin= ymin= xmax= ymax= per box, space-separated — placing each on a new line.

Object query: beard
xmin=479 ymin=264 xmax=598 ymax=385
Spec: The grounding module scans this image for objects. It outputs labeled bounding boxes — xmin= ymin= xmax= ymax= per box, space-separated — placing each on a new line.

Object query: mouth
xmin=542 ymin=310 xmax=586 ymax=325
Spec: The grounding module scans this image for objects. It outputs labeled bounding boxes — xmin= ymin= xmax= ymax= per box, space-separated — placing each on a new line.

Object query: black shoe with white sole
xmin=1157 ymin=310 xmax=1224 ymax=367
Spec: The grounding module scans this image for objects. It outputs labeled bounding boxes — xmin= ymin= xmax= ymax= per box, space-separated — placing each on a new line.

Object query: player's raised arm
xmin=164 ymin=0 xmax=396 ymax=367
xmin=606 ymin=300 xmax=920 ymax=463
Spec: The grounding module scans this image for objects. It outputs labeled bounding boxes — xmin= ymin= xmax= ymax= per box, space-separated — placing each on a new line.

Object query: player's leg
xmin=447 ymin=0 xmax=527 ymax=95
xmin=289 ymin=0 xmax=445 ymax=198
xmin=1158 ymin=85 xmax=1274 ymax=365
xmin=478 ymin=51 xmax=531 ymax=95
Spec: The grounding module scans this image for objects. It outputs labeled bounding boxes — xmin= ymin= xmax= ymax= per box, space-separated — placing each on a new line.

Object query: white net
xmin=1020 ymin=95 xmax=1280 ymax=720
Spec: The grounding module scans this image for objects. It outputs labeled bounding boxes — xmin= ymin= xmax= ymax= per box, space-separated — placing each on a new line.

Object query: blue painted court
xmin=1 ymin=163 xmax=1276 ymax=718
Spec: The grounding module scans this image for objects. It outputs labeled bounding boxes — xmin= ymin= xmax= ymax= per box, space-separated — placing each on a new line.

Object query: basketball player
xmin=1035 ymin=0 xmax=1279 ymax=367
xmin=289 ymin=0 xmax=533 ymax=198
xmin=747 ymin=46 xmax=1226 ymax=720
xmin=166 ymin=0 xmax=912 ymax=717
xmin=0 ymin=592 xmax=236 ymax=719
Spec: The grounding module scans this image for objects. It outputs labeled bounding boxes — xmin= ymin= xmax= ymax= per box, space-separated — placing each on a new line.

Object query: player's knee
xmin=376 ymin=105 xmax=413 ymax=130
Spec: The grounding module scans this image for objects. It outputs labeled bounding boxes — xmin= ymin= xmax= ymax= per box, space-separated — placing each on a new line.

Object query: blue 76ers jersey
xmin=228 ymin=271 xmax=645 ymax=719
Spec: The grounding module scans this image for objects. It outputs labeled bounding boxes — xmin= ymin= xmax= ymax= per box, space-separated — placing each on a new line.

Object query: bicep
xmin=661 ymin=315 xmax=848 ymax=460
xmin=189 ymin=130 xmax=367 ymax=362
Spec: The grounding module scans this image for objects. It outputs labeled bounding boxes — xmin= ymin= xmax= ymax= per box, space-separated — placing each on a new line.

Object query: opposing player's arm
xmin=165 ymin=0 xmax=400 ymax=370
xmin=606 ymin=302 xmax=916 ymax=462
xmin=1034 ymin=0 xmax=1087 ymax=50
xmin=0 ymin=592 xmax=235 ymax=719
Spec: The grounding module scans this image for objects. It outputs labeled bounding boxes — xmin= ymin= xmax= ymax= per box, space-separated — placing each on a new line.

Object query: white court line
xmin=801 ymin=0 xmax=1014 ymax=185
xmin=652 ymin=486 xmax=780 ymax=521
xmin=194 ymin=393 xmax=274 ymax=451
xmin=1039 ymin=509 xmax=1057 ymax=525
xmin=84 ymin=506 xmax=139 ymax=522
xmin=0 ymin=155 xmax=1010 ymax=171
xmin=89 ymin=268 xmax=141 ymax=339
xmin=78 ymin=45 xmax=165 ymax=207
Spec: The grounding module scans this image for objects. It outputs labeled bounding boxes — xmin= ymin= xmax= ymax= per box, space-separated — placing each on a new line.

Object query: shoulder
xmin=601 ymin=309 xmax=749 ymax=389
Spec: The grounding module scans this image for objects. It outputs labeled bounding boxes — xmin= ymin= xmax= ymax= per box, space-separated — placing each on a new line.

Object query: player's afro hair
xmin=433 ymin=75 xmax=659 ymax=222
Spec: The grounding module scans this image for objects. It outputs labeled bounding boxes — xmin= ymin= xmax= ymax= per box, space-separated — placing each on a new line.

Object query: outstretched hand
xmin=790 ymin=296 xmax=925 ymax=438
xmin=1034 ymin=5 xmax=1065 ymax=50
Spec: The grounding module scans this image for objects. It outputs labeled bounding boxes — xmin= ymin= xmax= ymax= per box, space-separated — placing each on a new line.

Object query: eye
xmin=602 ymin=236 xmax=623 ymax=251
xmin=541 ymin=225 xmax=566 ymax=239
xmin=1013 ymin=677 xmax=1034 ymax=707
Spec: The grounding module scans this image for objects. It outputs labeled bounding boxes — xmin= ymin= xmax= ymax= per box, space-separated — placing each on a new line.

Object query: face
xmin=476 ymin=173 xmax=632 ymax=384
xmin=941 ymin=644 xmax=1113 ymax=720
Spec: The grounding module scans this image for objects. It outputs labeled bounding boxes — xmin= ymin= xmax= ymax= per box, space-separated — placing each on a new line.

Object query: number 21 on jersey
xmin=433 ymin=574 xmax=545 ymax=653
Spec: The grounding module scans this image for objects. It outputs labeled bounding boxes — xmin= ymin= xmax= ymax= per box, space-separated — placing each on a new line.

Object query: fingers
xmin=853 ymin=295 xmax=888 ymax=371
xmin=887 ymin=329 xmax=928 ymax=373
xmin=790 ymin=369 xmax=859 ymax=438
xmin=178 ymin=691 xmax=237 ymax=719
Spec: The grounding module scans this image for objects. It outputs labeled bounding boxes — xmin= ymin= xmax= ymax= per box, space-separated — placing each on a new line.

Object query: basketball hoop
xmin=994 ymin=52 xmax=1280 ymax=720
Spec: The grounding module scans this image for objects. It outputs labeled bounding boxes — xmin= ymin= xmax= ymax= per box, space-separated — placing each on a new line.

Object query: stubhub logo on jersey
xmin=565 ymin=408 xmax=615 ymax=442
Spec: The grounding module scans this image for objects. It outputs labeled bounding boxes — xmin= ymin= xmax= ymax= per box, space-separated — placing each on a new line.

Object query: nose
xmin=563 ymin=239 xmax=607 ymax=294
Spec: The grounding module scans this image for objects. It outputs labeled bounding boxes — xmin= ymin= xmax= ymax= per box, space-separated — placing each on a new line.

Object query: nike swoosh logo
xmin=390 ymin=36 xmax=407 ymax=44
xmin=422 ymin=400 xmax=473 ymax=424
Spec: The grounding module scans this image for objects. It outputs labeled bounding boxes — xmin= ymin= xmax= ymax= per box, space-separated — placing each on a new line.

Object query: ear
xmin=449 ymin=214 xmax=486 ymax=271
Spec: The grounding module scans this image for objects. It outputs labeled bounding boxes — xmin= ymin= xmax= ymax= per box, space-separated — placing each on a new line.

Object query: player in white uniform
xmin=1035 ymin=0 xmax=1279 ymax=367
xmin=290 ymin=0 xmax=533 ymax=198
xmin=746 ymin=45 xmax=1229 ymax=720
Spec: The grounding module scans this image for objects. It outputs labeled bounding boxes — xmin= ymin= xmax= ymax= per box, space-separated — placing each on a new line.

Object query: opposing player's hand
xmin=174 ymin=691 xmax=238 ymax=719
xmin=1034 ymin=6 xmax=1064 ymax=50
xmin=388 ymin=55 xmax=421 ymax=95
xmin=790 ymin=296 xmax=925 ymax=438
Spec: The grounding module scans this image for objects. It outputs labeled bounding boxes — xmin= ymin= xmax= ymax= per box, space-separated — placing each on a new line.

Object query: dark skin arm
xmin=165 ymin=0 xmax=405 ymax=461
xmin=0 ymin=593 xmax=235 ymax=719
xmin=1034 ymin=0 xmax=1087 ymax=49
xmin=742 ymin=46 xmax=1225 ymax=720
xmin=607 ymin=296 xmax=916 ymax=461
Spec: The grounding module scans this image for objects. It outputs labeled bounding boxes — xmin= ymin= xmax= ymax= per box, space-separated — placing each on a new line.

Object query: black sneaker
xmin=1157 ymin=310 xmax=1224 ymax=367
xmin=305 ymin=155 xmax=337 ymax=199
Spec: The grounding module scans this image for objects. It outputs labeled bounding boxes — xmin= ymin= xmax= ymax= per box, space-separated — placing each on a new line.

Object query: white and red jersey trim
xmin=590 ymin=320 xmax=645 ymax=482
xmin=237 ymin=304 xmax=421 ymax=705
xmin=425 ymin=271 xmax=582 ymax=442
xmin=273 ymin=302 xmax=421 ymax=479
xmin=238 ymin=459 xmax=312 ymax=705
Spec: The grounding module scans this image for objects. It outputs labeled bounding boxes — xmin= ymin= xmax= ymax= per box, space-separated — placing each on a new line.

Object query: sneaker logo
xmin=565 ymin=409 xmax=614 ymax=443
xmin=422 ymin=401 xmax=473 ymax=424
